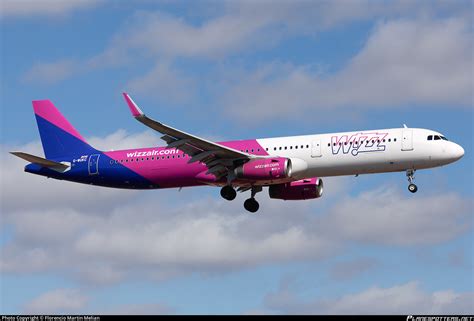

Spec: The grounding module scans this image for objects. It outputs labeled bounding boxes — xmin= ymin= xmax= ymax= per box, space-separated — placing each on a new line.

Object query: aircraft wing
xmin=122 ymin=93 xmax=254 ymax=180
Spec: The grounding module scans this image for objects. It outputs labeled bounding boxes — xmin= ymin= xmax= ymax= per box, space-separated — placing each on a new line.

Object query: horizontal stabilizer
xmin=10 ymin=151 xmax=69 ymax=170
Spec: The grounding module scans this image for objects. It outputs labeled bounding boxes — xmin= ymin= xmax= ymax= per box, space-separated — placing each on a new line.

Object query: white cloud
xmin=126 ymin=62 xmax=196 ymax=103
xmin=329 ymin=257 xmax=378 ymax=281
xmin=23 ymin=1 xmax=470 ymax=86
xmin=22 ymin=59 xmax=79 ymax=85
xmin=87 ymin=129 xmax=161 ymax=151
xmin=1 ymin=141 xmax=137 ymax=213
xmin=24 ymin=288 xmax=88 ymax=314
xmin=0 ymin=0 xmax=102 ymax=18
xmin=222 ymin=17 xmax=473 ymax=123
xmin=320 ymin=187 xmax=472 ymax=246
xmin=1 ymin=140 xmax=471 ymax=283
xmin=0 ymin=132 xmax=471 ymax=284
xmin=99 ymin=302 xmax=173 ymax=315
xmin=264 ymin=280 xmax=474 ymax=314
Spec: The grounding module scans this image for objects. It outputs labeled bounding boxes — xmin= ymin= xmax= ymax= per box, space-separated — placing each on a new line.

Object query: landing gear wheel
xmin=244 ymin=198 xmax=259 ymax=213
xmin=220 ymin=185 xmax=236 ymax=201
xmin=406 ymin=169 xmax=417 ymax=194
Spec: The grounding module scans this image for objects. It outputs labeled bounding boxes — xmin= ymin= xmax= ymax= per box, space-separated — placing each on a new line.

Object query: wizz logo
xmin=331 ymin=132 xmax=388 ymax=156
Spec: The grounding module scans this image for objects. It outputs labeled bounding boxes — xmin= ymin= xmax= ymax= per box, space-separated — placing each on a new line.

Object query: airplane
xmin=11 ymin=93 xmax=464 ymax=213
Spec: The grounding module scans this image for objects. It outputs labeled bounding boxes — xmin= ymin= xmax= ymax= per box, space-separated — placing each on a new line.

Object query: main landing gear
xmin=406 ymin=169 xmax=418 ymax=193
xmin=244 ymin=186 xmax=262 ymax=213
xmin=220 ymin=185 xmax=237 ymax=201
xmin=219 ymin=185 xmax=262 ymax=213
xmin=244 ymin=198 xmax=259 ymax=213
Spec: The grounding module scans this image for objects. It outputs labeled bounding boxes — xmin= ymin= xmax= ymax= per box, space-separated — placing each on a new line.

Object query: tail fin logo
xmin=32 ymin=100 xmax=98 ymax=158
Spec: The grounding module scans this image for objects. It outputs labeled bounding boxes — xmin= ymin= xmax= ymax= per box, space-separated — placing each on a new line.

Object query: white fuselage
xmin=254 ymin=127 xmax=464 ymax=180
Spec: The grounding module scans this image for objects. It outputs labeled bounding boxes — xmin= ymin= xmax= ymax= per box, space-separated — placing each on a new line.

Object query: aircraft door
xmin=401 ymin=129 xmax=414 ymax=151
xmin=311 ymin=139 xmax=322 ymax=157
xmin=88 ymin=154 xmax=100 ymax=175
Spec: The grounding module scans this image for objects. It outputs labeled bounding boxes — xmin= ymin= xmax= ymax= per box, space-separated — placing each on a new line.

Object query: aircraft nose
xmin=451 ymin=143 xmax=464 ymax=161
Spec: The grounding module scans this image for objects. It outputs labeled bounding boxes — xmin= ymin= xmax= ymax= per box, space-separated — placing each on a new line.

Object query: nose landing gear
xmin=406 ymin=169 xmax=418 ymax=193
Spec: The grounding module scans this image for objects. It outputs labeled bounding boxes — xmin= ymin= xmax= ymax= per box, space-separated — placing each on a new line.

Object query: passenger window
xmin=328 ymin=143 xmax=330 ymax=147
xmin=284 ymin=147 xmax=287 ymax=150
xmin=394 ymin=138 xmax=397 ymax=142
xmin=279 ymin=147 xmax=282 ymax=150
xmin=388 ymin=139 xmax=391 ymax=142
xmin=306 ymin=145 xmax=309 ymax=148
xmin=428 ymin=135 xmax=432 ymax=141
xmin=295 ymin=146 xmax=298 ymax=149
xmin=290 ymin=146 xmax=293 ymax=149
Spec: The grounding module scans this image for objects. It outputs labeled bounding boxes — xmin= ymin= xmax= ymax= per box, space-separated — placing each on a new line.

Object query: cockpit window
xmin=434 ymin=135 xmax=441 ymax=140
xmin=441 ymin=136 xmax=448 ymax=141
xmin=427 ymin=135 xmax=433 ymax=141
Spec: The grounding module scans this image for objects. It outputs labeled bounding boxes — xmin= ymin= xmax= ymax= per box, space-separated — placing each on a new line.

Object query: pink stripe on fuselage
xmin=104 ymin=139 xmax=268 ymax=187
xmin=33 ymin=100 xmax=86 ymax=143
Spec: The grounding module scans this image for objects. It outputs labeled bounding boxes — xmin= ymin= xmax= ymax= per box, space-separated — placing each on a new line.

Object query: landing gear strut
xmin=244 ymin=186 xmax=262 ymax=213
xmin=406 ymin=169 xmax=418 ymax=193
xmin=220 ymin=185 xmax=236 ymax=201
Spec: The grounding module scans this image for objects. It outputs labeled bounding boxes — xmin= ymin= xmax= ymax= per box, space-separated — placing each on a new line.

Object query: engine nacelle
xmin=268 ymin=177 xmax=324 ymax=200
xmin=234 ymin=157 xmax=291 ymax=180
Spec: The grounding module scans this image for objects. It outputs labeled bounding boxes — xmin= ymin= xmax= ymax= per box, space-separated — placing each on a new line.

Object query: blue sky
xmin=1 ymin=0 xmax=473 ymax=314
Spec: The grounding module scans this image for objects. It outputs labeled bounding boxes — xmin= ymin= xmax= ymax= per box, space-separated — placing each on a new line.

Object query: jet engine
xmin=268 ymin=177 xmax=324 ymax=200
xmin=234 ymin=157 xmax=291 ymax=180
